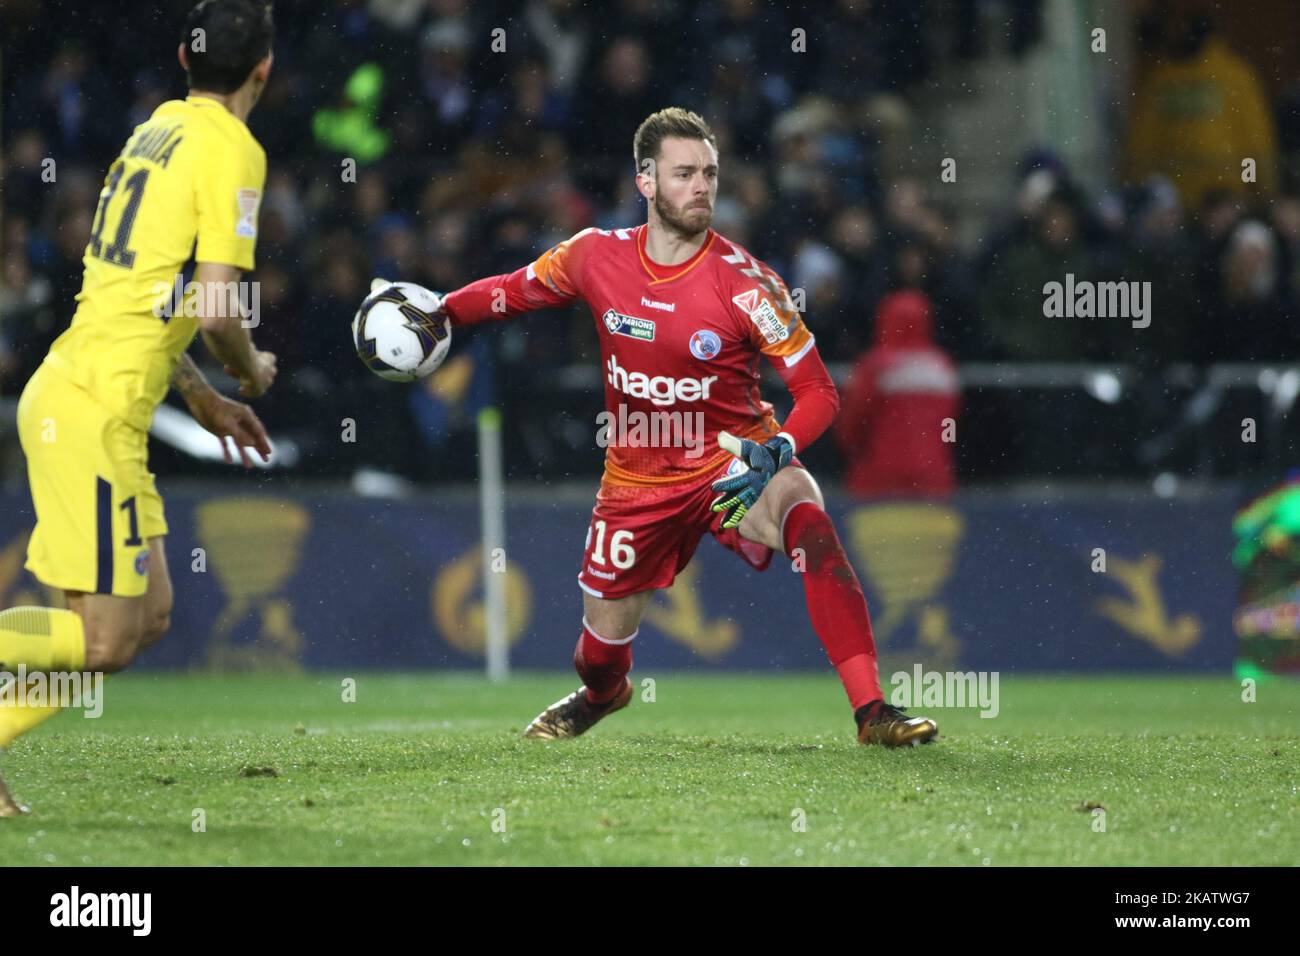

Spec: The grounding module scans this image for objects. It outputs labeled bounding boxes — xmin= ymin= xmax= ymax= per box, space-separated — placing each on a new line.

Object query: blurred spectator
xmin=4 ymin=131 xmax=51 ymax=223
xmin=1120 ymin=177 xmax=1204 ymax=363
xmin=835 ymin=290 xmax=961 ymax=497
xmin=26 ymin=43 xmax=121 ymax=158
xmin=571 ymin=36 xmax=658 ymax=200
xmin=48 ymin=205 xmax=94 ymax=309
xmin=0 ymin=250 xmax=59 ymax=394
xmin=801 ymin=0 xmax=931 ymax=93
xmin=694 ymin=38 xmax=781 ymax=158
xmin=953 ymin=0 xmax=1044 ymax=60
xmin=882 ymin=178 xmax=948 ymax=250
xmin=475 ymin=58 xmax=570 ymax=139
xmin=523 ymin=0 xmax=590 ymax=94
xmin=824 ymin=204 xmax=889 ymax=356
xmin=789 ymin=234 xmax=867 ymax=358
xmin=1270 ymin=196 xmax=1300 ymax=305
xmin=1276 ymin=78 xmax=1300 ymax=193
xmin=978 ymin=189 xmax=1100 ymax=359
xmin=1211 ymin=219 xmax=1296 ymax=360
xmin=1125 ymin=7 xmax=1278 ymax=208
xmin=408 ymin=334 xmax=494 ymax=466
xmin=417 ymin=17 xmax=476 ymax=143
xmin=313 ymin=63 xmax=391 ymax=164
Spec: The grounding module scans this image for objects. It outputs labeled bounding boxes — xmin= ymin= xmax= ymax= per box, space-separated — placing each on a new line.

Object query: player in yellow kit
xmin=0 ymin=0 xmax=279 ymax=815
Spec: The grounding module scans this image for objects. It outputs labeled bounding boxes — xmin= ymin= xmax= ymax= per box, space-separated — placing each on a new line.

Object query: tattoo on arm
xmin=171 ymin=352 xmax=211 ymax=402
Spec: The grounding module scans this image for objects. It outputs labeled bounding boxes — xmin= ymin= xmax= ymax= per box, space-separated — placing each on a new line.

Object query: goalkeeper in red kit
xmin=435 ymin=108 xmax=937 ymax=747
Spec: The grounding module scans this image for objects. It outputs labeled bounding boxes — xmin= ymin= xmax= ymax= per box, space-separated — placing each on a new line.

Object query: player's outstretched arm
xmin=170 ymin=352 xmax=273 ymax=468
xmin=440 ymin=230 xmax=590 ymax=327
xmin=192 ymin=261 xmax=277 ymax=398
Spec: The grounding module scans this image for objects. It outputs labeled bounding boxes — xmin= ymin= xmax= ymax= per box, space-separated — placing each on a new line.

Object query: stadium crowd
xmin=2 ymin=0 xmax=1297 ymax=486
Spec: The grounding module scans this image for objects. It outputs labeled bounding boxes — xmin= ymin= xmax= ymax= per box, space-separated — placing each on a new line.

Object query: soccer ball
xmin=352 ymin=279 xmax=452 ymax=381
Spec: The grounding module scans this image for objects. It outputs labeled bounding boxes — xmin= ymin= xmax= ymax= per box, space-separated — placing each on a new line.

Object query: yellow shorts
xmin=17 ymin=363 xmax=167 ymax=597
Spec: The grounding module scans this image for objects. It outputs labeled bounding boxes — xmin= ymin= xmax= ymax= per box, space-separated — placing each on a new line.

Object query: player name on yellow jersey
xmin=125 ymin=122 xmax=185 ymax=168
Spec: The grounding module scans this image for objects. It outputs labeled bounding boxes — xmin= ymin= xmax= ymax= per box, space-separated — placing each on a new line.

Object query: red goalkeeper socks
xmin=574 ymin=619 xmax=634 ymax=704
xmin=781 ymin=501 xmax=883 ymax=710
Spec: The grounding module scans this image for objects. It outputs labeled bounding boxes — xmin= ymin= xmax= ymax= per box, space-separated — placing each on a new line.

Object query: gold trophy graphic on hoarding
xmin=432 ymin=545 xmax=532 ymax=655
xmin=645 ymin=562 xmax=739 ymax=660
xmin=1094 ymin=553 xmax=1201 ymax=656
xmin=196 ymin=497 xmax=309 ymax=671
xmin=845 ymin=504 xmax=964 ymax=671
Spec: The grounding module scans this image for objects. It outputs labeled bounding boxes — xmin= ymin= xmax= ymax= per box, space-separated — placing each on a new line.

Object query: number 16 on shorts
xmin=579 ymin=517 xmax=640 ymax=598
xmin=588 ymin=519 xmax=636 ymax=570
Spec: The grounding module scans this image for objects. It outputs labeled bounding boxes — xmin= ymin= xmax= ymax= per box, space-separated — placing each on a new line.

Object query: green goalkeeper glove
xmin=710 ymin=431 xmax=794 ymax=530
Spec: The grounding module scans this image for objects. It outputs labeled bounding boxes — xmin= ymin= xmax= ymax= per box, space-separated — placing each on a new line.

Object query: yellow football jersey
xmin=43 ymin=95 xmax=266 ymax=431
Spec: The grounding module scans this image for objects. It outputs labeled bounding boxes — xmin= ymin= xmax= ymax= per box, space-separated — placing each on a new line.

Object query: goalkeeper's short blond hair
xmin=633 ymin=108 xmax=717 ymax=176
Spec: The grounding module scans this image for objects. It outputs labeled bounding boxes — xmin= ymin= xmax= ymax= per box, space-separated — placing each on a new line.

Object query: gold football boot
xmin=856 ymin=701 xmax=939 ymax=747
xmin=523 ymin=679 xmax=633 ymax=740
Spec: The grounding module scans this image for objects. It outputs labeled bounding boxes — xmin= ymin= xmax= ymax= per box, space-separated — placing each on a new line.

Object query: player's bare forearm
xmin=200 ymin=324 xmax=256 ymax=376
xmin=192 ymin=261 xmax=277 ymax=398
xmin=170 ymin=351 xmax=215 ymax=406
xmin=192 ymin=262 xmax=256 ymax=375
xmin=201 ymin=326 xmax=276 ymax=398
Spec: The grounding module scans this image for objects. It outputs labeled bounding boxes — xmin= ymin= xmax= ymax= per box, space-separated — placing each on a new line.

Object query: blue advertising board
xmin=0 ymin=487 xmax=1237 ymax=673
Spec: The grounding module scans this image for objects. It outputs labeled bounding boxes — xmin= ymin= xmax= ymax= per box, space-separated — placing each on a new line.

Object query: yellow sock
xmin=0 ymin=607 xmax=87 ymax=749
xmin=0 ymin=678 xmax=66 ymax=748
xmin=0 ymin=606 xmax=86 ymax=672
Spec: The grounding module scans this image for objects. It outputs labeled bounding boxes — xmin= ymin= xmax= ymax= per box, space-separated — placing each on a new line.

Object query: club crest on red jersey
xmin=689 ymin=329 xmax=722 ymax=360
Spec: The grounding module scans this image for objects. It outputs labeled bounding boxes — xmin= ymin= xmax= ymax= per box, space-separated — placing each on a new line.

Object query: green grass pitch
xmin=0 ymin=673 xmax=1296 ymax=866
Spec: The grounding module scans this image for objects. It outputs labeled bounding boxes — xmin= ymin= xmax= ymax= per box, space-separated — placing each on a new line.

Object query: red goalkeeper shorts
xmin=577 ymin=457 xmax=804 ymax=600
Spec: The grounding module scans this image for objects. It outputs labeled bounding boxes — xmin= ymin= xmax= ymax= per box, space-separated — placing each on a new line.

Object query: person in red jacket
xmin=836 ymin=289 xmax=961 ymax=497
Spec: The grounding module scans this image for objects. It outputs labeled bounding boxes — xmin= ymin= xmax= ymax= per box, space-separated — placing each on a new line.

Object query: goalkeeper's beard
xmin=654 ymin=192 xmax=712 ymax=241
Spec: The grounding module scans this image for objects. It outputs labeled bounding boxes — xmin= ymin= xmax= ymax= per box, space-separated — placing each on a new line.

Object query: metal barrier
xmin=2 ymin=362 xmax=1297 ymax=482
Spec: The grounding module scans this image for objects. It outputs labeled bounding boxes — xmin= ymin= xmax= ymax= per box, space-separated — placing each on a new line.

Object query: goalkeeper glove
xmin=710 ymin=431 xmax=794 ymax=530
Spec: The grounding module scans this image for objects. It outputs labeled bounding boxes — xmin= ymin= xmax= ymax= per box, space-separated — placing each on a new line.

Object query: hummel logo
xmin=640 ymin=296 xmax=675 ymax=312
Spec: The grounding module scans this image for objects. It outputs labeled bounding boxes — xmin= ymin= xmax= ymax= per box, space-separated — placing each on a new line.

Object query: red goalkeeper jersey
xmin=442 ymin=224 xmax=839 ymax=487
